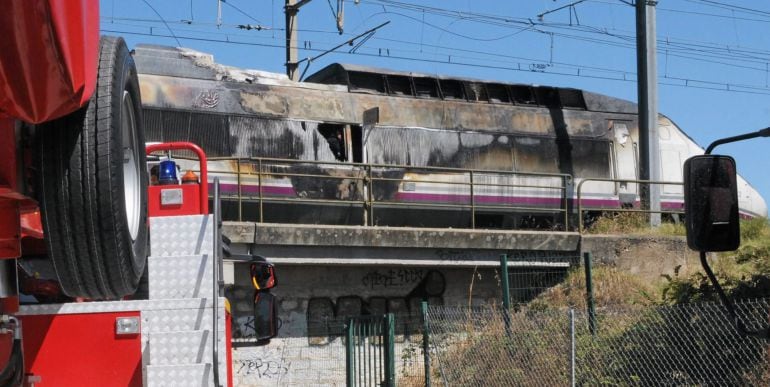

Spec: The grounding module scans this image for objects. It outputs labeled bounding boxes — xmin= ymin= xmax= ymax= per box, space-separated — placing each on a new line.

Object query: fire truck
xmin=0 ymin=1 xmax=276 ymax=385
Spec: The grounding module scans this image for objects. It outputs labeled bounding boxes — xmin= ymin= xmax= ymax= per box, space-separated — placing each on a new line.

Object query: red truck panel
xmin=21 ymin=311 xmax=142 ymax=386
xmin=148 ymin=184 xmax=204 ymax=217
xmin=0 ymin=0 xmax=98 ymax=123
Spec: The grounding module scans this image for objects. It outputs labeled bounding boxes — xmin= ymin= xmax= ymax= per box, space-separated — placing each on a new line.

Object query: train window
xmin=318 ymin=123 xmax=347 ymax=161
xmin=486 ymin=84 xmax=511 ymax=104
xmin=348 ymin=71 xmax=386 ymax=94
xmin=386 ymin=75 xmax=412 ymax=96
xmin=350 ymin=125 xmax=363 ymax=163
xmin=513 ymin=137 xmax=559 ymax=173
xmin=464 ymin=82 xmax=488 ymax=102
xmin=413 ymin=77 xmax=440 ymax=98
xmin=558 ymin=89 xmax=586 ymax=109
xmin=571 ymin=140 xmax=611 ymax=178
xmin=439 ymin=79 xmax=465 ymax=100
xmin=510 ymin=86 xmax=537 ymax=105
xmin=535 ymin=87 xmax=560 ymax=107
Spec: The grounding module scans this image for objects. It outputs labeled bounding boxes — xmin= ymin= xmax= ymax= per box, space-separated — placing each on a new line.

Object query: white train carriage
xmin=134 ymin=46 xmax=767 ymax=229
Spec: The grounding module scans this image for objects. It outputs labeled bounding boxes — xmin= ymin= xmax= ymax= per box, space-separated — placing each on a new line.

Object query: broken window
xmin=348 ymin=71 xmax=386 ymax=94
xmin=386 ymin=75 xmax=412 ymax=96
xmin=413 ymin=77 xmax=440 ymax=98
xmin=318 ymin=123 xmax=347 ymax=161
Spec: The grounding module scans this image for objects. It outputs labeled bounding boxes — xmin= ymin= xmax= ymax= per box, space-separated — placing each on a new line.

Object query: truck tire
xmin=37 ymin=36 xmax=148 ymax=300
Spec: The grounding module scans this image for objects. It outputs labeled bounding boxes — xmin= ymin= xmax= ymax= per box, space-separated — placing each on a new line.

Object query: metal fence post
xmin=500 ymin=254 xmax=511 ymax=310
xmin=346 ymin=318 xmax=355 ymax=386
xmin=385 ymin=313 xmax=396 ymax=387
xmin=500 ymin=254 xmax=512 ymax=340
xmin=421 ymin=301 xmax=431 ymax=387
xmin=583 ymin=252 xmax=597 ymax=336
xmin=569 ymin=308 xmax=575 ymax=387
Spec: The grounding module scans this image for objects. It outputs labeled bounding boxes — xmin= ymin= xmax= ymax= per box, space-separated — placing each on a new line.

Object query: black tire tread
xmin=38 ymin=36 xmax=147 ymax=299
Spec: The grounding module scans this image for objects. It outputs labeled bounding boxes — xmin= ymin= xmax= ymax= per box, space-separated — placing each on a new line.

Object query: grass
xmin=584 ymin=212 xmax=685 ymax=236
xmin=423 ymin=218 xmax=770 ymax=386
xmin=528 ymin=266 xmax=658 ymax=311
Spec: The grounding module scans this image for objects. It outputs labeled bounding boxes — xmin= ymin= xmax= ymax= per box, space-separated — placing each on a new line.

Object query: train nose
xmin=757 ymin=196 xmax=768 ymax=218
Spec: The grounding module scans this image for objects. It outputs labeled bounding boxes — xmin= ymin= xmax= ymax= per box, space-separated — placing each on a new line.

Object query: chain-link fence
xmin=425 ymin=299 xmax=770 ymax=386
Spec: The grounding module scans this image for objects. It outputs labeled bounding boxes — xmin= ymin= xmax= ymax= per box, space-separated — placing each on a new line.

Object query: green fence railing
xmin=345 ymin=314 xmax=396 ymax=387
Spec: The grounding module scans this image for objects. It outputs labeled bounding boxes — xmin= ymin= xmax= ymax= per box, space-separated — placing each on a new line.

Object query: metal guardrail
xmin=171 ymin=156 xmax=688 ymax=233
xmin=204 ymin=156 xmax=573 ymax=229
xmin=576 ymin=177 xmax=685 ymax=233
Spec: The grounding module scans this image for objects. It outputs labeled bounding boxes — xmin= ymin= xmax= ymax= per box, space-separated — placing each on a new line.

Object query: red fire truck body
xmin=0 ymin=2 xmax=238 ymax=385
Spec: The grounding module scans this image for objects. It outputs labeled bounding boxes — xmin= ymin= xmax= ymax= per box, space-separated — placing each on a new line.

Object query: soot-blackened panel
xmin=189 ymin=112 xmax=230 ymax=157
xmin=571 ymin=139 xmax=610 ymax=178
xmin=161 ymin=110 xmax=191 ymax=142
xmin=143 ymin=109 xmax=164 ymax=142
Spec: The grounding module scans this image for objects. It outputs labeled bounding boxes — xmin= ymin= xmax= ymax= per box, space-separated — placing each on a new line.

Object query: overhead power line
xmin=101 ymin=28 xmax=770 ymax=97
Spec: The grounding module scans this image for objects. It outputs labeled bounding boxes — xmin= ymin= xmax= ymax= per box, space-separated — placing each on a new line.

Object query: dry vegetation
xmin=584 ymin=212 xmax=686 ymax=236
xmin=663 ymin=217 xmax=770 ymax=303
xmin=426 ymin=218 xmax=770 ymax=385
xmin=527 ymin=266 xmax=658 ymax=311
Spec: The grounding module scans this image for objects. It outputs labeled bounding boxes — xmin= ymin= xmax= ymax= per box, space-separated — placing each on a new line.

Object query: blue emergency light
xmin=158 ymin=159 xmax=178 ymax=185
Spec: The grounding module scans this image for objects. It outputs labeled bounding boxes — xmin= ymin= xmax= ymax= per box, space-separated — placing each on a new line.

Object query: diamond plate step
xmin=150 ymin=215 xmax=214 ymax=257
xmin=148 ymin=255 xmax=213 ymax=300
xmin=139 ymin=298 xmax=229 ymax=386
xmin=146 ymin=364 xmax=211 ymax=387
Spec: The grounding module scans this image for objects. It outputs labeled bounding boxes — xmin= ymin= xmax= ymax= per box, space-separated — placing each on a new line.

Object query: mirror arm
xmin=705 ymin=127 xmax=770 ymax=155
xmin=699 ymin=251 xmax=770 ymax=339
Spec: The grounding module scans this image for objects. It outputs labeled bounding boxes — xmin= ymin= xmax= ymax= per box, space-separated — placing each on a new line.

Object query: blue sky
xmin=102 ymin=0 xmax=770 ymax=206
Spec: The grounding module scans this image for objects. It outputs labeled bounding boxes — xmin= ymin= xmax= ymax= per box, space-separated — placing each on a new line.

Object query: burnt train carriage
xmin=132 ymin=45 xmax=767 ymax=229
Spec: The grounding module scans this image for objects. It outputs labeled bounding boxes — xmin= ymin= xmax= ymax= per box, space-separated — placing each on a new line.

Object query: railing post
xmin=237 ymin=158 xmax=243 ymax=221
xmin=384 ymin=313 xmax=395 ymax=387
xmin=257 ymin=158 xmax=264 ymax=223
xmin=346 ymin=318 xmax=355 ymax=387
xmin=577 ymin=179 xmax=584 ymax=233
xmin=469 ymin=170 xmax=475 ymax=229
xmin=421 ymin=301 xmax=430 ymax=387
xmin=212 ymin=178 xmax=222 ymax=387
xmin=367 ymin=165 xmax=374 ymax=227
xmin=584 ymin=252 xmax=597 ymax=336
xmin=564 ymin=175 xmax=570 ymax=230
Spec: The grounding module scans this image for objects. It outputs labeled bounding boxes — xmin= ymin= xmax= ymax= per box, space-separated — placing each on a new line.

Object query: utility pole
xmin=635 ymin=0 xmax=661 ymax=226
xmin=285 ymin=0 xmax=313 ymax=81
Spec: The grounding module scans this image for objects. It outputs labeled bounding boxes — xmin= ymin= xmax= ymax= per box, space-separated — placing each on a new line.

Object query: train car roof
xmin=304 ymin=63 xmax=638 ymax=115
xmin=133 ymin=44 xmax=640 ymax=116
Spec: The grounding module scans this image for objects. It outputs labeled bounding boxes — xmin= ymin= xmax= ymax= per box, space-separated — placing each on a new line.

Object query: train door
xmin=611 ymin=122 xmax=638 ymax=205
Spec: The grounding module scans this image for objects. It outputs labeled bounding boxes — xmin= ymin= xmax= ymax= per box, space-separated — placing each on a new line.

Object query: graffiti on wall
xmin=234 ymin=347 xmax=291 ymax=380
xmin=361 ymin=269 xmax=426 ymax=289
xmin=306 ymin=270 xmax=445 ymax=345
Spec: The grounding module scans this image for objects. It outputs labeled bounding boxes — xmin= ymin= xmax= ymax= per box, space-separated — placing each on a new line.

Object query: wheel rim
xmin=122 ymin=90 xmax=141 ymax=242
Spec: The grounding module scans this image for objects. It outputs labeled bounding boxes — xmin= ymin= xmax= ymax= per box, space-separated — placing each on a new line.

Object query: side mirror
xmin=683 ymin=155 xmax=740 ymax=252
xmin=254 ymin=291 xmax=278 ymax=340
xmin=250 ymin=260 xmax=276 ymax=290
